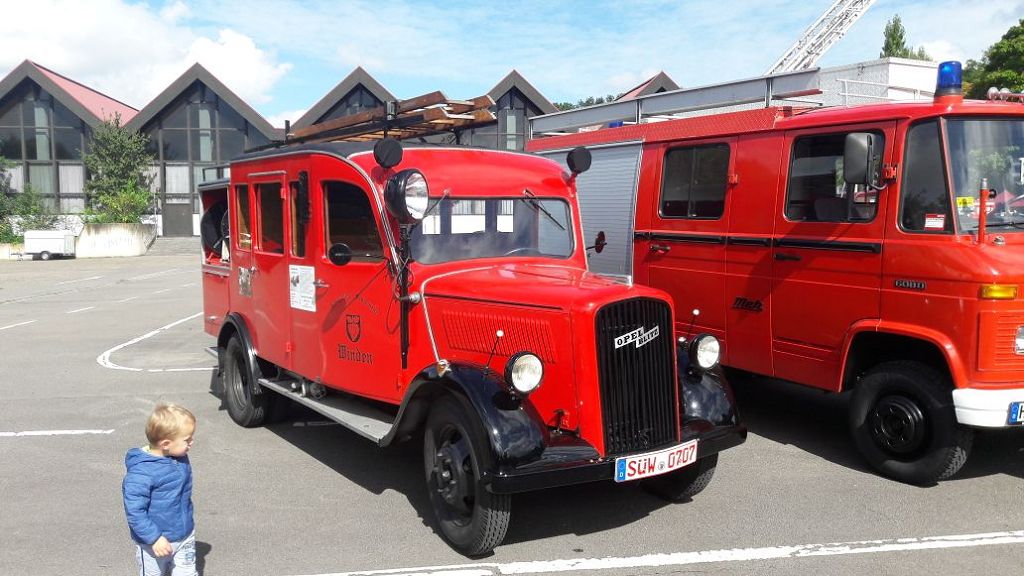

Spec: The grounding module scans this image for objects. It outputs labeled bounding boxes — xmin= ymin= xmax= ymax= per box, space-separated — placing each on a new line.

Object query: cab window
xmin=786 ymin=132 xmax=884 ymax=222
xmin=660 ymin=144 xmax=729 ymax=219
xmin=234 ymin=184 xmax=251 ymax=250
xmin=257 ymin=182 xmax=284 ymax=254
xmin=290 ymin=180 xmax=307 ymax=257
xmin=900 ymin=120 xmax=953 ymax=233
xmin=324 ymin=181 xmax=384 ymax=261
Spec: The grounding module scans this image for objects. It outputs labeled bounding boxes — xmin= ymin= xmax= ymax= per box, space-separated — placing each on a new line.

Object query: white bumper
xmin=952 ymin=387 xmax=1024 ymax=427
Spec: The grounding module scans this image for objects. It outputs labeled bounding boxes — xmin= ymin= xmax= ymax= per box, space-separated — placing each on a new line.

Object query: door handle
xmin=650 ymin=244 xmax=671 ymax=254
xmin=313 ymin=279 xmax=330 ymax=289
xmin=774 ymin=252 xmax=801 ymax=261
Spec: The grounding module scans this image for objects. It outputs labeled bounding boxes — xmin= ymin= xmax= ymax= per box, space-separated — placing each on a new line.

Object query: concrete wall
xmin=75 ymin=223 xmax=157 ymax=258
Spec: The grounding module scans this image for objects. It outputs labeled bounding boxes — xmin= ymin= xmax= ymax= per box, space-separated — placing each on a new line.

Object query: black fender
xmin=392 ymin=362 xmax=547 ymax=467
xmin=216 ymin=313 xmax=265 ymax=396
xmin=677 ymin=347 xmax=741 ymax=429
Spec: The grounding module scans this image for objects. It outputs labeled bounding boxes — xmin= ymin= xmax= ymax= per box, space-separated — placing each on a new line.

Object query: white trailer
xmin=23 ymin=230 xmax=76 ymax=260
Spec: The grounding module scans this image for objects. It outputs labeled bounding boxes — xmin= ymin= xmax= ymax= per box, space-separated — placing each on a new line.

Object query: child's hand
xmin=151 ymin=536 xmax=173 ymax=557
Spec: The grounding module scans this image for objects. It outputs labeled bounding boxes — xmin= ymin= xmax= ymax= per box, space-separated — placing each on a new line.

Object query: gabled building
xmin=616 ymin=71 xmax=679 ymax=101
xmin=125 ymin=63 xmax=280 ymax=235
xmin=292 ymin=66 xmax=396 ymax=130
xmin=454 ymin=70 xmax=558 ymax=150
xmin=0 ymin=60 xmax=138 ymax=212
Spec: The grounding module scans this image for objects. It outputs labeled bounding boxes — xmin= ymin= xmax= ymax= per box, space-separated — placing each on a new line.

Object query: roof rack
xmin=249 ymin=91 xmax=497 ymax=152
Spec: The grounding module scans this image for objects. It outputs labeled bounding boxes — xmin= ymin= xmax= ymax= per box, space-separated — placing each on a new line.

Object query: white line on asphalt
xmin=117 ymin=296 xmax=139 ymax=303
xmin=56 ymin=275 xmax=103 ymax=285
xmin=0 ymin=320 xmax=37 ymax=331
xmin=153 ymin=289 xmax=172 ymax=295
xmin=0 ymin=429 xmax=114 ymax=437
xmin=66 ymin=306 xmax=95 ymax=314
xmin=286 ymin=530 xmax=1024 ymax=576
xmin=96 ymin=312 xmax=211 ymax=372
xmin=129 ymin=269 xmax=180 ymax=281
xmin=180 ymin=283 xmax=196 ymax=287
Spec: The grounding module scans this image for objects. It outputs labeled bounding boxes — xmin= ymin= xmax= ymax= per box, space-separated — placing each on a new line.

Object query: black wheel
xmin=222 ymin=337 xmax=267 ymax=427
xmin=424 ymin=395 xmax=510 ymax=556
xmin=641 ymin=453 xmax=718 ymax=501
xmin=39 ymin=251 xmax=51 ymax=261
xmin=849 ymin=361 xmax=973 ymax=484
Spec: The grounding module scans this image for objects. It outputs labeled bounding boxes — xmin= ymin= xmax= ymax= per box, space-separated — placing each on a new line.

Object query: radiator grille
xmin=596 ymin=297 xmax=677 ymax=456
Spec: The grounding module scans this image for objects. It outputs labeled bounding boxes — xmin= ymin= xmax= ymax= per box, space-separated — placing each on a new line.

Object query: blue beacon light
xmin=935 ymin=61 xmax=963 ymax=97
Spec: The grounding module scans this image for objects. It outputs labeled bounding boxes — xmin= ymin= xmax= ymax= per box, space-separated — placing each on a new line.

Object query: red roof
xmin=32 ymin=61 xmax=138 ymax=123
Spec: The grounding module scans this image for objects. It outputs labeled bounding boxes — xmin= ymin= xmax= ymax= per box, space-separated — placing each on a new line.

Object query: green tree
xmin=0 ymin=157 xmax=60 ymax=242
xmin=0 ymin=154 xmax=16 ymax=242
xmin=880 ymin=15 xmax=931 ymax=61
xmin=553 ymin=93 xmax=620 ymax=111
xmin=964 ymin=19 xmax=1024 ymax=99
xmin=82 ymin=112 xmax=155 ymax=223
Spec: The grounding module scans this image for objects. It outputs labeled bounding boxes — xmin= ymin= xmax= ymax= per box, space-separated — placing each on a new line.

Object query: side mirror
xmin=589 ymin=230 xmax=607 ymax=254
xmin=567 ymin=147 xmax=591 ymax=175
xmin=844 ymin=133 xmax=876 ymax=187
xmin=328 ymin=243 xmax=353 ymax=266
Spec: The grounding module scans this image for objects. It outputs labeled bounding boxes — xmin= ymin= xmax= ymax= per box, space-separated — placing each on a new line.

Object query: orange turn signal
xmin=979 ymin=284 xmax=1018 ymax=300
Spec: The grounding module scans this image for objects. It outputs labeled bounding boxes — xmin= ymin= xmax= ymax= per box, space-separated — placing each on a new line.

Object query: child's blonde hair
xmin=145 ymin=403 xmax=196 ymax=444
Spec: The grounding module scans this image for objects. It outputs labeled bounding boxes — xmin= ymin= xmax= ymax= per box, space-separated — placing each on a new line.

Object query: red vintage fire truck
xmin=198 ymin=95 xmax=745 ymax=555
xmin=528 ymin=62 xmax=1024 ymax=485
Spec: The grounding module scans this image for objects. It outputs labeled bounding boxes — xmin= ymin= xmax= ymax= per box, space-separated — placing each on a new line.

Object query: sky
xmin=1 ymin=0 xmax=1021 ymax=128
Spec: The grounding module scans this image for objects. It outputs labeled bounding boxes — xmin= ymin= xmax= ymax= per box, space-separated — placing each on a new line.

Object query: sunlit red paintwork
xmin=528 ymin=98 xmax=1024 ymax=398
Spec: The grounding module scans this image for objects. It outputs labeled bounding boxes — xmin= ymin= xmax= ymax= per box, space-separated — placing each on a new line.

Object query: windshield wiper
xmin=521 ymin=189 xmax=565 ymax=231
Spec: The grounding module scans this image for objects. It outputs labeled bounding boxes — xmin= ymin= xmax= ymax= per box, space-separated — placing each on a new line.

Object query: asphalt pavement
xmin=0 ymin=247 xmax=1021 ymax=576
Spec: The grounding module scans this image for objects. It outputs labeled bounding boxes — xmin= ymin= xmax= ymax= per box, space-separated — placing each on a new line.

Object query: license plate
xmin=614 ymin=439 xmax=698 ymax=482
xmin=1009 ymin=402 xmax=1024 ymax=425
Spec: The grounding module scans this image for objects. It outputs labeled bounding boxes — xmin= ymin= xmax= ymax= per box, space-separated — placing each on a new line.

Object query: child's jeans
xmin=135 ymin=531 xmax=198 ymax=576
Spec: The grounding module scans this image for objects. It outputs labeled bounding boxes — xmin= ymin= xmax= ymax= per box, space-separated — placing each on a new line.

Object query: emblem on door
xmin=346 ymin=314 xmax=362 ymax=343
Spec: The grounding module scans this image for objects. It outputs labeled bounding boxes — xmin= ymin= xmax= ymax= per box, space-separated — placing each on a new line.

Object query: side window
xmin=290 ymin=181 xmax=306 ymax=257
xmin=324 ymin=181 xmax=384 ymax=261
xmin=786 ymin=132 xmax=884 ymax=222
xmin=257 ymin=182 xmax=284 ymax=254
xmin=660 ymin=144 xmax=729 ymax=219
xmin=900 ymin=120 xmax=953 ymax=233
xmin=234 ymin=184 xmax=251 ymax=250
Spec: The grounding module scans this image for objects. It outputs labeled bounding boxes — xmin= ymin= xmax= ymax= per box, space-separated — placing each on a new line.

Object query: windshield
xmin=947 ymin=118 xmax=1024 ymax=232
xmin=410 ymin=196 xmax=574 ymax=264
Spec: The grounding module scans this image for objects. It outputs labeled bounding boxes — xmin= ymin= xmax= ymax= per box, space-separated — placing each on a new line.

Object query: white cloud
xmin=265 ymin=109 xmax=308 ymax=129
xmin=0 ymin=0 xmax=291 ymax=109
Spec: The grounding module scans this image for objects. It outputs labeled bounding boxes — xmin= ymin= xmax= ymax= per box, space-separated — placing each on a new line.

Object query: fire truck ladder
xmin=528 ymin=68 xmax=821 ymax=136
xmin=271 ymin=91 xmax=497 ymax=148
xmin=765 ymin=0 xmax=877 ymax=74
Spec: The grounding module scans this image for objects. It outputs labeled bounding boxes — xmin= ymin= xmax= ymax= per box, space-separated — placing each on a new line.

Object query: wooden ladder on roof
xmin=285 ymin=91 xmax=497 ymax=145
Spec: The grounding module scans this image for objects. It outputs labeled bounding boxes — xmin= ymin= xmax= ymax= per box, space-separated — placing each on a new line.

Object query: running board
xmin=257 ymin=378 xmax=395 ymax=444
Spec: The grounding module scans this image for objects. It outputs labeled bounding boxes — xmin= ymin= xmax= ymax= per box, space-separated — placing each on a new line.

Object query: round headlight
xmin=688 ymin=334 xmax=720 ymax=370
xmin=403 ymin=171 xmax=429 ymax=221
xmin=505 ymin=352 xmax=543 ymax=394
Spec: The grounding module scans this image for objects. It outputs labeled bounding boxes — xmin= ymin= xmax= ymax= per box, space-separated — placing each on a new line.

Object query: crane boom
xmin=766 ymin=0 xmax=877 ymax=74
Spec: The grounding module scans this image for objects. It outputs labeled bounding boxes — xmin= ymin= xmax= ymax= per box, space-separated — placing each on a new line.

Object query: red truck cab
xmin=528 ymin=62 xmax=1024 ymax=485
xmin=199 ymin=135 xmax=745 ymax=555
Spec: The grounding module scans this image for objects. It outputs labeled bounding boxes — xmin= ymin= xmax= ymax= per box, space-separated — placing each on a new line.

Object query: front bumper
xmin=486 ymin=422 xmax=746 ymax=494
xmin=953 ymin=387 xmax=1024 ymax=427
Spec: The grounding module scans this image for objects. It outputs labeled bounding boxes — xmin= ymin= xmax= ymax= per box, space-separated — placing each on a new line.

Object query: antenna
xmin=484 ymin=330 xmax=504 ymax=376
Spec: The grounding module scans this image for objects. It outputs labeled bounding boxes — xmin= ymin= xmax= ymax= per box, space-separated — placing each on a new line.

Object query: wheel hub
xmin=432 ymin=437 xmax=473 ymax=516
xmin=870 ymin=394 xmax=927 ymax=455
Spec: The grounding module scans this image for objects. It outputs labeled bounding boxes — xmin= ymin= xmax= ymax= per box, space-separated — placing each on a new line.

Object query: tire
xmin=222 ymin=337 xmax=267 ymax=427
xmin=641 ymin=453 xmax=718 ymax=502
xmin=849 ymin=361 xmax=973 ymax=485
xmin=39 ymin=251 xmax=51 ymax=261
xmin=424 ymin=395 xmax=510 ymax=556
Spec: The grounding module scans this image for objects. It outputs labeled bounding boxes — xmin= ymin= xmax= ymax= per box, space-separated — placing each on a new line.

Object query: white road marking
xmin=0 ymin=429 xmax=114 ymax=437
xmin=181 ymin=283 xmax=196 ymax=287
xmin=129 ymin=269 xmax=180 ymax=281
xmin=287 ymin=530 xmax=1024 ymax=576
xmin=66 ymin=306 xmax=95 ymax=314
xmin=96 ymin=312 xmax=212 ymax=372
xmin=153 ymin=289 xmax=172 ymax=295
xmin=56 ymin=275 xmax=102 ymax=285
xmin=0 ymin=320 xmax=37 ymax=331
xmin=117 ymin=296 xmax=139 ymax=303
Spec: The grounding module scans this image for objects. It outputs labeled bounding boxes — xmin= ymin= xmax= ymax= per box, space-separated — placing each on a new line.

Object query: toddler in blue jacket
xmin=122 ymin=403 xmax=199 ymax=576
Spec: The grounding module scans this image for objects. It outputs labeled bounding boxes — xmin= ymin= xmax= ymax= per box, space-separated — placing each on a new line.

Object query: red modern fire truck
xmin=528 ymin=62 xmax=1024 ymax=485
xmin=198 ymin=95 xmax=745 ymax=555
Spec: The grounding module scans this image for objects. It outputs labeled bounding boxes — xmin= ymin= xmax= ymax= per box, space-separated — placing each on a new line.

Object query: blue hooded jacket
xmin=122 ymin=448 xmax=194 ymax=544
